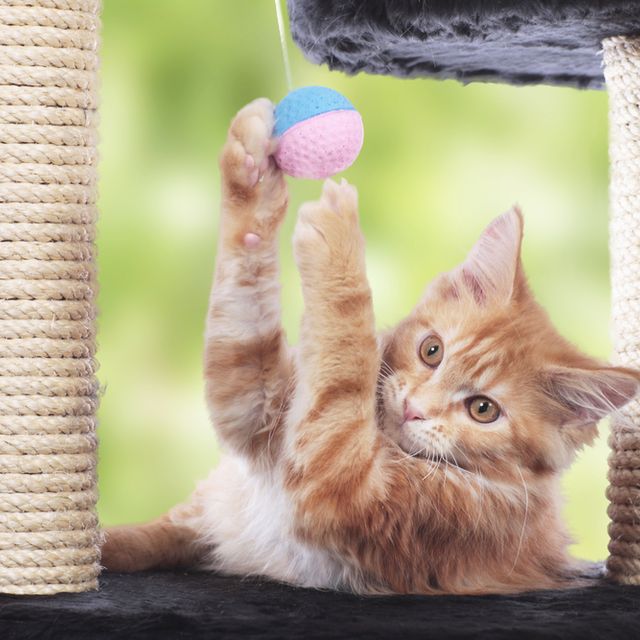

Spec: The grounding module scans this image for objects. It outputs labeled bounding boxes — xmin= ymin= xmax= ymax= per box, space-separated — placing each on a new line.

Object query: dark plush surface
xmin=0 ymin=571 xmax=640 ymax=639
xmin=288 ymin=0 xmax=640 ymax=88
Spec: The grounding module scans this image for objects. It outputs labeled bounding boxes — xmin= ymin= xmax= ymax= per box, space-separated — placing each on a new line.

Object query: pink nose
xmin=403 ymin=399 xmax=424 ymax=422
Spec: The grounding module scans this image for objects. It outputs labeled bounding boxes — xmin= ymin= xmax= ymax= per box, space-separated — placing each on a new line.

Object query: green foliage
xmin=98 ymin=0 xmax=611 ymax=560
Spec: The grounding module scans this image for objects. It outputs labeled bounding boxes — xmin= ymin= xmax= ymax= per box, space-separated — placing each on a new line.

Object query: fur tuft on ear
xmin=543 ymin=365 xmax=640 ymax=428
xmin=457 ymin=206 xmax=524 ymax=305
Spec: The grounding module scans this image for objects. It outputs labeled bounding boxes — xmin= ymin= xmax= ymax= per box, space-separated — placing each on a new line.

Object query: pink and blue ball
xmin=274 ymin=86 xmax=364 ymax=180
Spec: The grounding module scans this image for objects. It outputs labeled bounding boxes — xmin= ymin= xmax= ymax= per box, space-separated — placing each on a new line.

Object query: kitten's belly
xmin=193 ymin=454 xmax=344 ymax=588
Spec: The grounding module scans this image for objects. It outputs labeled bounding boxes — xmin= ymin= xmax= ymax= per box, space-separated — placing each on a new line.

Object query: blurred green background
xmin=97 ymin=0 xmax=612 ymax=560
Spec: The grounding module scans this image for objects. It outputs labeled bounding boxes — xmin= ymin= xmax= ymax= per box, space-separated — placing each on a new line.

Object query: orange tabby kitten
xmin=102 ymin=99 xmax=640 ymax=594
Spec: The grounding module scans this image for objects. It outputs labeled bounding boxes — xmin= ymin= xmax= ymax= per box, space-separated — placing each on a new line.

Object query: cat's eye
xmin=419 ymin=335 xmax=444 ymax=368
xmin=467 ymin=396 xmax=501 ymax=424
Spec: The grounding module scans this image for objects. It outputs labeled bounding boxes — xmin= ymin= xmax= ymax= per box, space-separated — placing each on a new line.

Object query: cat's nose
xmin=403 ymin=399 xmax=424 ymax=422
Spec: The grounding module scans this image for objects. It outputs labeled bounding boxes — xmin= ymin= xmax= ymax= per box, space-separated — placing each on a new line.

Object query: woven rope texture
xmin=0 ymin=0 xmax=100 ymax=595
xmin=604 ymin=35 xmax=640 ymax=586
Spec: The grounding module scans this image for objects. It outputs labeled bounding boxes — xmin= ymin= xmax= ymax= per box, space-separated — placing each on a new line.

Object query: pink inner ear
xmin=484 ymin=223 xmax=503 ymax=240
xmin=443 ymin=284 xmax=461 ymax=301
xmin=458 ymin=208 xmax=523 ymax=306
xmin=598 ymin=375 xmax=639 ymax=409
xmin=462 ymin=268 xmax=486 ymax=305
xmin=548 ymin=367 xmax=640 ymax=427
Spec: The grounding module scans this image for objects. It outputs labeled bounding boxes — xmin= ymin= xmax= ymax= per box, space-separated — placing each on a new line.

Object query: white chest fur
xmin=193 ymin=454 xmax=344 ymax=588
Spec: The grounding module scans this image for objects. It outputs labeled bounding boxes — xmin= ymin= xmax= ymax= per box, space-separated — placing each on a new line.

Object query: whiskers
xmin=378 ymin=358 xmax=396 ymax=379
xmin=421 ymin=451 xmax=443 ymax=481
xmin=375 ymin=358 xmax=398 ymax=428
xmin=448 ymin=444 xmax=476 ymax=480
xmin=415 ymin=443 xmax=485 ymax=525
xmin=376 ymin=358 xmax=397 ymax=394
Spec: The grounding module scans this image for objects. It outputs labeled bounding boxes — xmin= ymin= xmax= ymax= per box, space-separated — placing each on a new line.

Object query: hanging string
xmin=275 ymin=0 xmax=294 ymax=92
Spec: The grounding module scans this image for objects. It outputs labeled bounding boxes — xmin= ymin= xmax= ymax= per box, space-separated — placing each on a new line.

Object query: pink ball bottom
xmin=274 ymin=110 xmax=364 ymax=180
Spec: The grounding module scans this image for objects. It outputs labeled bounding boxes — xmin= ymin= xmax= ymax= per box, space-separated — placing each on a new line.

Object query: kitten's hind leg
xmin=206 ymin=99 xmax=293 ymax=464
xmin=101 ymin=504 xmax=206 ymax=572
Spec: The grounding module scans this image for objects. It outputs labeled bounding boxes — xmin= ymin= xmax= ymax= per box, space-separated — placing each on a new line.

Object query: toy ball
xmin=274 ymin=86 xmax=364 ymax=180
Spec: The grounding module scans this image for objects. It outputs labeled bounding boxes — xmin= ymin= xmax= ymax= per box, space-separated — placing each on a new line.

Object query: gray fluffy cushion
xmin=287 ymin=0 xmax=640 ymax=89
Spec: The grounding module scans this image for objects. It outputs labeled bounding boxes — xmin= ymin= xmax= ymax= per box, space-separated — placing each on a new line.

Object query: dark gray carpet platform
xmin=288 ymin=0 xmax=640 ymax=88
xmin=0 ymin=571 xmax=639 ymax=640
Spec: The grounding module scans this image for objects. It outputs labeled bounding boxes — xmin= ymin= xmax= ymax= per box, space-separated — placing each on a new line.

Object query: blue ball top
xmin=274 ymin=86 xmax=356 ymax=137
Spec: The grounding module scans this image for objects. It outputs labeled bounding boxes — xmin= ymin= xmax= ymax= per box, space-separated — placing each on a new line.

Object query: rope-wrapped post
xmin=0 ymin=0 xmax=101 ymax=594
xmin=604 ymin=36 xmax=640 ymax=585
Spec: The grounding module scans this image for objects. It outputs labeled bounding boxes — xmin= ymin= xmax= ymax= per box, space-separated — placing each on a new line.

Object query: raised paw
xmin=293 ymin=178 xmax=364 ymax=277
xmin=222 ymin=98 xmax=276 ymax=188
xmin=220 ymin=98 xmax=288 ymax=246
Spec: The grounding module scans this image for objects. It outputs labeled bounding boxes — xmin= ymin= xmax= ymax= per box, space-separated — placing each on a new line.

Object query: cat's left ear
xmin=543 ymin=365 xmax=640 ymax=428
xmin=456 ymin=206 xmax=526 ymax=305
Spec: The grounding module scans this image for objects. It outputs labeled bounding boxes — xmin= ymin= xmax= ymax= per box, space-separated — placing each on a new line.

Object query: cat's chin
xmin=391 ymin=429 xmax=469 ymax=472
xmin=419 ymin=449 xmax=468 ymax=471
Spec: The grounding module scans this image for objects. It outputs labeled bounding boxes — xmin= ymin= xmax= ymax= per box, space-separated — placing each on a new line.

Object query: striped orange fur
xmin=102 ymin=99 xmax=640 ymax=595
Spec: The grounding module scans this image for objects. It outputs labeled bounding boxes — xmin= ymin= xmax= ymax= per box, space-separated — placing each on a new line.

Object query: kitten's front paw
xmin=220 ymin=99 xmax=288 ymax=244
xmin=222 ymin=98 xmax=275 ymax=188
xmin=293 ymin=179 xmax=364 ymax=275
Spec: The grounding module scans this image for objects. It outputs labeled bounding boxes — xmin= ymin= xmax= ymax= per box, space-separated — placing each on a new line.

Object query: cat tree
xmin=0 ymin=0 xmax=101 ymax=594
xmin=1 ymin=0 xmax=640 ymax=634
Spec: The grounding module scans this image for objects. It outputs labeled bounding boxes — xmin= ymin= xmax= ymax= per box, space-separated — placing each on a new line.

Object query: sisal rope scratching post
xmin=604 ymin=35 xmax=640 ymax=586
xmin=0 ymin=0 xmax=101 ymax=594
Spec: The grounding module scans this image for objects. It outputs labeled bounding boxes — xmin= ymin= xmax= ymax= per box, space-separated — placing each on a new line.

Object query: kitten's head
xmin=379 ymin=208 xmax=640 ymax=478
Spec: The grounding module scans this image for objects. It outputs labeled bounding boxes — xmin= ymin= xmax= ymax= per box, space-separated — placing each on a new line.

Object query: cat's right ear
xmin=454 ymin=207 xmax=526 ymax=306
